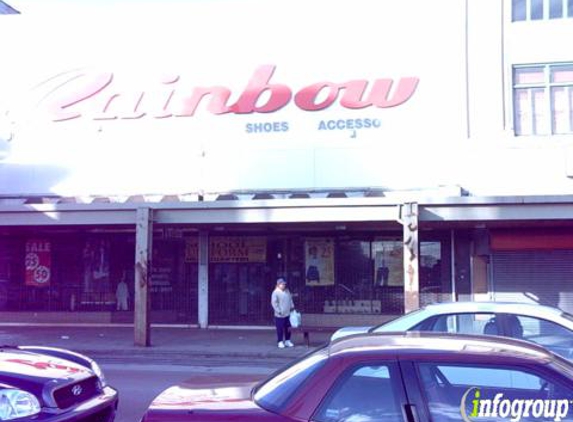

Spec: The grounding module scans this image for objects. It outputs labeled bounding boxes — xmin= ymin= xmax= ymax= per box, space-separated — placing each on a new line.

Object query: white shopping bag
xmin=289 ymin=310 xmax=302 ymax=328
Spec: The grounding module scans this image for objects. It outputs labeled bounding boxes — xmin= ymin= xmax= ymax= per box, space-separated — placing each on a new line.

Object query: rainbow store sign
xmin=40 ymin=65 xmax=419 ymax=122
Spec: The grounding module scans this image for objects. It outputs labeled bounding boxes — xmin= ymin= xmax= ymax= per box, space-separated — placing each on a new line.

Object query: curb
xmin=72 ymin=348 xmax=310 ymax=359
xmin=71 ymin=348 xmax=308 ymax=365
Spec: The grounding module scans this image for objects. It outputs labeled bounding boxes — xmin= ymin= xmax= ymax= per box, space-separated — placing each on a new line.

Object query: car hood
xmin=149 ymin=384 xmax=257 ymax=411
xmin=0 ymin=348 xmax=89 ymax=380
xmin=330 ymin=326 xmax=372 ymax=341
xmin=0 ymin=347 xmax=92 ymax=403
xmin=146 ymin=374 xmax=265 ymax=415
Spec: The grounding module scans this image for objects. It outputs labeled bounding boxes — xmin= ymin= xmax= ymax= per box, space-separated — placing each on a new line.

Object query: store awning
xmin=2 ymin=190 xmax=573 ymax=227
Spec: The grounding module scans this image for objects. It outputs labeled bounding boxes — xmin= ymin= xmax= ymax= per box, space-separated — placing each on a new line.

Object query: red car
xmin=142 ymin=332 xmax=573 ymax=422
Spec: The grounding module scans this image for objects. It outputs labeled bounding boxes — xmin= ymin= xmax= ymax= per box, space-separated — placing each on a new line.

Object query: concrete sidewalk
xmin=0 ymin=325 xmax=333 ymax=364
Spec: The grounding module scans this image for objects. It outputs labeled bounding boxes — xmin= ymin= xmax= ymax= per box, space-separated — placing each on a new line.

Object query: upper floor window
xmin=513 ymin=63 xmax=573 ymax=136
xmin=513 ymin=0 xmax=573 ymax=21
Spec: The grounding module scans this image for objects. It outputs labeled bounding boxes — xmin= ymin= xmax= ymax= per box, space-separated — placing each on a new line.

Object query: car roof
xmin=328 ymin=331 xmax=558 ymax=363
xmin=421 ymin=301 xmax=567 ymax=317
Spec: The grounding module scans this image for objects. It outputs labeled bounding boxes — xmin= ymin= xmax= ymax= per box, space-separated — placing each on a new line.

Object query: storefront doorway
xmin=209 ymin=262 xmax=270 ymax=324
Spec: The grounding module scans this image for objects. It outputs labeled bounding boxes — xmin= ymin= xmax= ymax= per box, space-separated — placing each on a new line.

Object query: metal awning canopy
xmin=1 ymin=195 xmax=573 ymax=226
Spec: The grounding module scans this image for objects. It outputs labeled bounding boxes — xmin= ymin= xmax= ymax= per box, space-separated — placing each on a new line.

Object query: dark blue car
xmin=0 ymin=345 xmax=117 ymax=421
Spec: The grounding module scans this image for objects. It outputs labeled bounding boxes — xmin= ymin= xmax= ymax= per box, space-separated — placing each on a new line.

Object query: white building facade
xmin=0 ymin=0 xmax=572 ymax=338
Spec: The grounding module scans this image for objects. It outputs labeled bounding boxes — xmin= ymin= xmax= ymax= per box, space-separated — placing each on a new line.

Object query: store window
xmin=420 ymin=241 xmax=448 ymax=305
xmin=513 ymin=64 xmax=573 ymax=136
xmin=335 ymin=240 xmax=387 ymax=314
xmin=512 ymin=0 xmax=573 ymax=21
xmin=292 ymin=235 xmax=452 ymax=317
xmin=0 ymin=233 xmax=140 ymax=313
xmin=77 ymin=234 xmax=136 ymax=312
xmin=372 ymin=240 xmax=404 ymax=314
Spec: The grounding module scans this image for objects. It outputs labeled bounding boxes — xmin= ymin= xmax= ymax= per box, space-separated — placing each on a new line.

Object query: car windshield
xmin=253 ymin=346 xmax=328 ymax=413
xmin=369 ymin=307 xmax=427 ymax=332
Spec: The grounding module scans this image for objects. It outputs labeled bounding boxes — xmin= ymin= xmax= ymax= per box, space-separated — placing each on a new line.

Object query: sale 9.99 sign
xmin=25 ymin=239 xmax=51 ymax=287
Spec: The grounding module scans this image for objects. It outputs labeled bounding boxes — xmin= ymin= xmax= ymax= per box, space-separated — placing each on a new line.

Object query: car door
xmin=400 ymin=359 xmax=573 ymax=422
xmin=309 ymin=359 xmax=413 ymax=422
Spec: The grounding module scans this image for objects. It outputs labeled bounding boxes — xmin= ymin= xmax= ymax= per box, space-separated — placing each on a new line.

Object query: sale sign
xmin=25 ymin=239 xmax=51 ymax=287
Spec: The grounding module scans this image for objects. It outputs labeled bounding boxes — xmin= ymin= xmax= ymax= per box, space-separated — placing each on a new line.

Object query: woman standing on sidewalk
xmin=271 ymin=278 xmax=295 ymax=348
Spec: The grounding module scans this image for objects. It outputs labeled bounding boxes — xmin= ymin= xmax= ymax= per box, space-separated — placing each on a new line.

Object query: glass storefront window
xmin=420 ymin=242 xmax=443 ymax=305
xmin=0 ymin=230 xmax=452 ymax=323
xmin=420 ymin=239 xmax=452 ymax=306
xmin=335 ymin=240 xmax=377 ymax=314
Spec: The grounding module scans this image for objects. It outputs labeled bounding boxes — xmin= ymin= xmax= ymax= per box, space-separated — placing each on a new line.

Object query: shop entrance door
xmin=209 ymin=262 xmax=270 ymax=325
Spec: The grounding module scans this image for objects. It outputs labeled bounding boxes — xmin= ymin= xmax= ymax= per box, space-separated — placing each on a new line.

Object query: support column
xmin=400 ymin=203 xmax=420 ymax=313
xmin=198 ymin=231 xmax=209 ymax=329
xmin=134 ymin=207 xmax=152 ymax=347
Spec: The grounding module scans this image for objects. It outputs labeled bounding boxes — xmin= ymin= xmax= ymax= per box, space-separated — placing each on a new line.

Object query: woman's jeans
xmin=275 ymin=316 xmax=291 ymax=342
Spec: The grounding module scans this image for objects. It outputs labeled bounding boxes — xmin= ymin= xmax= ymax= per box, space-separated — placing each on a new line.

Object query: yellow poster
xmin=185 ymin=236 xmax=267 ymax=263
xmin=305 ymin=238 xmax=335 ymax=286
xmin=210 ymin=236 xmax=267 ymax=263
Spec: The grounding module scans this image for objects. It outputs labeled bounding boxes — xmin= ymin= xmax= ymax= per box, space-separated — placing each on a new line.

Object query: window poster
xmin=25 ymin=239 xmax=51 ymax=287
xmin=185 ymin=236 xmax=267 ymax=263
xmin=151 ymin=259 xmax=174 ymax=294
xmin=210 ymin=236 xmax=267 ymax=263
xmin=82 ymin=238 xmax=111 ymax=292
xmin=305 ymin=238 xmax=335 ymax=286
xmin=373 ymin=240 xmax=404 ymax=286
xmin=185 ymin=237 xmax=199 ymax=263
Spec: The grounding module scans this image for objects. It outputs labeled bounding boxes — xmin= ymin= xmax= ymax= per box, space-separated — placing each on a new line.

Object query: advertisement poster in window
xmin=373 ymin=241 xmax=403 ymax=286
xmin=185 ymin=238 xmax=199 ymax=263
xmin=82 ymin=239 xmax=111 ymax=292
xmin=151 ymin=245 xmax=174 ymax=294
xmin=305 ymin=238 xmax=335 ymax=286
xmin=25 ymin=239 xmax=51 ymax=287
xmin=184 ymin=237 xmax=267 ymax=263
xmin=210 ymin=236 xmax=267 ymax=263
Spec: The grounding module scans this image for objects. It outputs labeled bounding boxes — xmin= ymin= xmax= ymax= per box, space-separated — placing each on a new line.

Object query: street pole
xmin=135 ymin=207 xmax=152 ymax=347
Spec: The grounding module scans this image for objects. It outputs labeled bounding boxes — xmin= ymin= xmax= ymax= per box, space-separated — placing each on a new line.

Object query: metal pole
xmin=198 ymin=231 xmax=209 ymax=328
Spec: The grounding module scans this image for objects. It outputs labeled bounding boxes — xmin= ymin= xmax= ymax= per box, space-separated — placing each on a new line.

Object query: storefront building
xmin=1 ymin=0 xmax=573 ymax=342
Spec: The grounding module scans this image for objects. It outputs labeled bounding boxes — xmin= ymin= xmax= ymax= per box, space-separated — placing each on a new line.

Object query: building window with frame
xmin=513 ymin=63 xmax=573 ymax=136
xmin=513 ymin=0 xmax=573 ymax=21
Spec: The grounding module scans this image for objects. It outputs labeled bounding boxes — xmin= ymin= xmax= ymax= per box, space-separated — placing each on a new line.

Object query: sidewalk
xmin=0 ymin=325 xmax=333 ymax=364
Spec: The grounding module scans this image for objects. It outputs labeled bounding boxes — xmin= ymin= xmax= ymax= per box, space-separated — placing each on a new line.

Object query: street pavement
xmin=0 ymin=325 xmax=333 ymax=364
xmin=0 ymin=324 xmax=338 ymax=422
xmin=0 ymin=325 xmax=335 ymax=422
xmin=105 ymin=362 xmax=276 ymax=422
